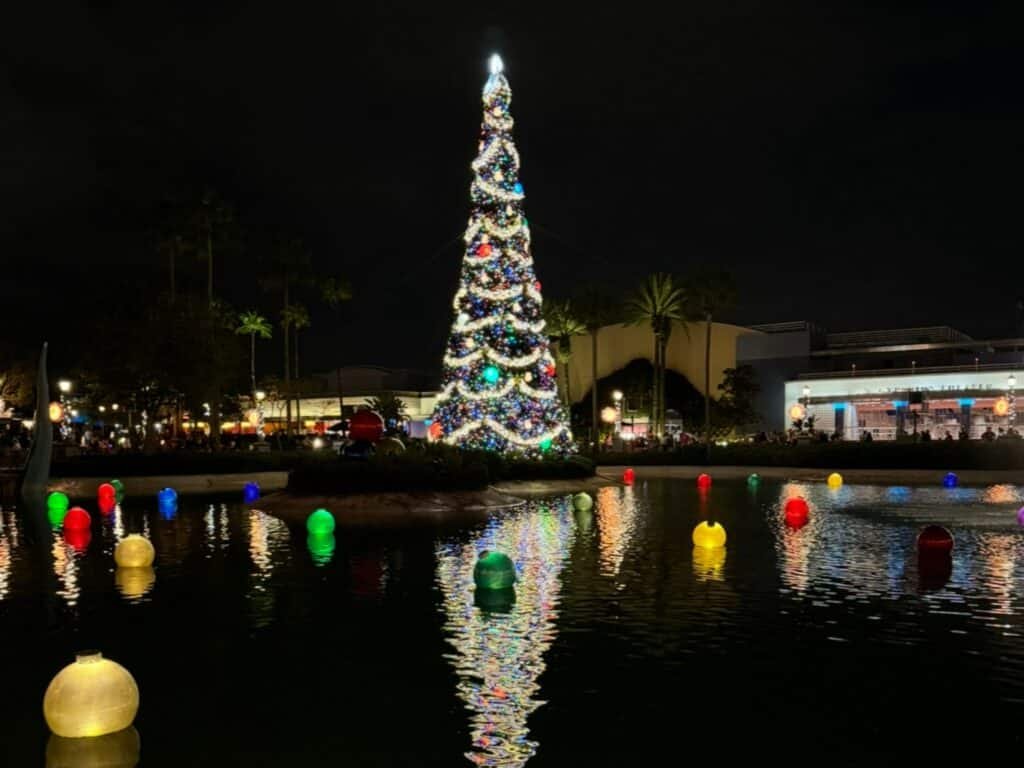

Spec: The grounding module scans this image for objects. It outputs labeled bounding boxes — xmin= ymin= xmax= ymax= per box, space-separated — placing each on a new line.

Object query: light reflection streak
xmin=436 ymin=502 xmax=573 ymax=766
xmin=596 ymin=486 xmax=638 ymax=580
xmin=52 ymin=533 xmax=80 ymax=606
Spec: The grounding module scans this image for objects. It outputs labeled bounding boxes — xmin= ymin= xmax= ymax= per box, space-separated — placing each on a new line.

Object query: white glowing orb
xmin=489 ymin=54 xmax=504 ymax=74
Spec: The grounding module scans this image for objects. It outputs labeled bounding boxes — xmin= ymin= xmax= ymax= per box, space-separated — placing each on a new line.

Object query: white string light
xmin=443 ymin=419 xmax=570 ymax=448
xmin=473 ymin=177 xmax=523 ymax=201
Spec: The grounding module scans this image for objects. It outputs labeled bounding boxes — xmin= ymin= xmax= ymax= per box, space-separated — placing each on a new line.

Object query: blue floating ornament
xmin=157 ymin=487 xmax=177 ymax=519
xmin=942 ymin=472 xmax=958 ymax=489
xmin=243 ymin=482 xmax=260 ymax=504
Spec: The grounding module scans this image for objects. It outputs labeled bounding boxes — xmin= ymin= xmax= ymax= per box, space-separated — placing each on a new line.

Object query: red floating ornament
xmin=97 ymin=482 xmax=116 ymax=500
xmin=623 ymin=467 xmax=635 ymax=485
xmin=784 ymin=497 xmax=810 ymax=528
xmin=64 ymin=527 xmax=91 ymax=553
xmin=98 ymin=496 xmax=116 ymax=516
xmin=63 ymin=507 xmax=91 ymax=531
xmin=917 ymin=525 xmax=954 ymax=554
xmin=696 ymin=473 xmax=712 ymax=490
xmin=476 ymin=243 xmax=492 ymax=258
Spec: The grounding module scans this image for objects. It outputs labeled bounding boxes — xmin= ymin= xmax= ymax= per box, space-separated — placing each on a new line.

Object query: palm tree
xmin=687 ymin=268 xmax=737 ymax=458
xmin=625 ymin=273 xmax=688 ymax=438
xmin=366 ymin=393 xmax=407 ymax=431
xmin=234 ymin=310 xmax=272 ymax=404
xmin=261 ymin=237 xmax=311 ymax=434
xmin=322 ymin=277 xmax=354 ymax=421
xmin=283 ymin=303 xmax=310 ymax=432
xmin=542 ymin=299 xmax=586 ymax=408
xmin=575 ymin=289 xmax=620 ymax=449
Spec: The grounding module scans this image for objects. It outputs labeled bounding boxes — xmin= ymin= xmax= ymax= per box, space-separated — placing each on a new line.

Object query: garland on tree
xmin=430 ymin=55 xmax=575 ymax=457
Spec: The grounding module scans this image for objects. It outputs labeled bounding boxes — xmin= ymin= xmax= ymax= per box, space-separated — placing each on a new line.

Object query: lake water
xmin=2 ymin=478 xmax=1024 ymax=764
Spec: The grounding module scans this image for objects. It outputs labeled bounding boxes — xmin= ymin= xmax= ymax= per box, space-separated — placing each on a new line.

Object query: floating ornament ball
xmin=473 ymin=550 xmax=517 ymax=590
xmin=917 ymin=525 xmax=954 ymax=554
xmin=64 ymin=528 xmax=91 ymax=553
xmin=1018 ymin=506 xmax=1024 ymax=526
xmin=157 ymin=487 xmax=177 ymax=506
xmin=747 ymin=473 xmax=760 ymax=487
xmin=98 ymin=496 xmax=116 ymax=516
xmin=827 ymin=472 xmax=843 ymax=489
xmin=48 ymin=506 xmax=67 ymax=529
xmin=48 ymin=492 xmax=70 ymax=514
xmin=43 ymin=651 xmax=139 ymax=738
xmin=623 ymin=467 xmax=635 ymax=485
xmin=110 ymin=478 xmax=125 ymax=500
xmin=98 ymin=483 xmax=116 ymax=501
xmin=782 ymin=499 xmax=806 ymax=528
xmin=942 ymin=472 xmax=958 ymax=489
xmin=692 ymin=521 xmax=727 ymax=549
xmin=63 ymin=507 xmax=91 ymax=531
xmin=306 ymin=508 xmax=336 ymax=536
xmin=115 ymin=567 xmax=156 ymax=600
xmin=114 ymin=535 xmax=155 ymax=568
xmin=784 ymin=497 xmax=810 ymax=528
xmin=572 ymin=492 xmax=593 ymax=512
xmin=46 ymin=725 xmax=140 ymax=768
xmin=243 ymin=481 xmax=260 ymax=504
xmin=696 ymin=473 xmax=712 ymax=490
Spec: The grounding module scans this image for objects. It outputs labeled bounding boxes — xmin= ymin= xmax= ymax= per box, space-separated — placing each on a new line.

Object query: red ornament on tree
xmin=476 ymin=243 xmax=492 ymax=258
xmin=428 ymin=421 xmax=443 ymax=440
xmin=349 ymin=410 xmax=385 ymax=443
xmin=534 ymin=280 xmax=542 ymax=292
xmin=545 ymin=363 xmax=556 ymax=377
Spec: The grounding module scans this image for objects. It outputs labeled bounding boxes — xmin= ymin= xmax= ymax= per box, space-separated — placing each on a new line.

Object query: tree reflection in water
xmin=436 ymin=500 xmax=574 ymax=766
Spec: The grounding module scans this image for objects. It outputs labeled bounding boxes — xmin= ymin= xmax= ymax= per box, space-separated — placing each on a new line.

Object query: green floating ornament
xmin=572 ymin=492 xmax=593 ymax=512
xmin=473 ymin=550 xmax=516 ymax=590
xmin=306 ymin=508 xmax=335 ymax=536
xmin=110 ymin=478 xmax=125 ymax=501
xmin=747 ymin=473 xmax=760 ymax=488
xmin=474 ymin=586 xmax=516 ymax=614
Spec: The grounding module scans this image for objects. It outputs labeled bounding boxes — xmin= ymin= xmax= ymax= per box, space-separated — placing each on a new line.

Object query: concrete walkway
xmin=49 ymin=470 xmax=289 ymax=499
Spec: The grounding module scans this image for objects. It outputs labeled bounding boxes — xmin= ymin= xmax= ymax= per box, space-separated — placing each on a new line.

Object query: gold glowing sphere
xmin=692 ymin=521 xmax=727 ymax=549
xmin=827 ymin=472 xmax=843 ymax=489
xmin=115 ymin=567 xmax=156 ymax=599
xmin=995 ymin=397 xmax=1010 ymax=417
xmin=43 ymin=652 xmax=139 ymax=738
xmin=600 ymin=406 xmax=617 ymax=424
xmin=114 ymin=535 xmax=155 ymax=568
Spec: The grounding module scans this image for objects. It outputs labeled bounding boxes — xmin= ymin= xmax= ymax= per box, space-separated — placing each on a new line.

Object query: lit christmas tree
xmin=430 ymin=54 xmax=575 ymax=457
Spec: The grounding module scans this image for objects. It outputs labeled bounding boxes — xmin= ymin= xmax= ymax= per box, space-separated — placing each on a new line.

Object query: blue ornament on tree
xmin=513 ymin=182 xmax=524 ymax=195
xmin=482 ymin=365 xmax=500 ymax=384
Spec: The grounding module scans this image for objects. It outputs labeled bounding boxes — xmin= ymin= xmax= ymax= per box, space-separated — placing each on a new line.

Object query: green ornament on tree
xmin=482 ymin=365 xmax=501 ymax=385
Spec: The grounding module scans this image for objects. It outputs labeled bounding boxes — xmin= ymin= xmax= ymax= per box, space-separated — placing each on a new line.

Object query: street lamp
xmin=111 ymin=403 xmax=120 ymax=412
xmin=1009 ymin=374 xmax=1017 ymax=426
xmin=99 ymin=405 xmax=106 ymax=413
xmin=611 ymin=390 xmax=624 ymax=435
xmin=56 ymin=380 xmax=72 ymax=439
xmin=58 ymin=380 xmax=72 ymax=394
xmin=254 ymin=390 xmax=267 ymax=439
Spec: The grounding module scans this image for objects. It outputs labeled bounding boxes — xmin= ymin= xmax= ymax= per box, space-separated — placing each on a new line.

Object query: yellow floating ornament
xmin=692 ymin=521 xmax=727 ymax=549
xmin=44 ymin=652 xmax=139 ymax=738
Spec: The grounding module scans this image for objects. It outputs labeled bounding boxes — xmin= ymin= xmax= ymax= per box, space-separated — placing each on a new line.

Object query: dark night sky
xmin=2 ymin=2 xmax=1021 ymax=377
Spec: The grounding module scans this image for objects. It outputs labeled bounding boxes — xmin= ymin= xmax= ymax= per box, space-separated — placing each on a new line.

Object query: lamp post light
xmin=611 ymin=389 xmax=624 ymax=436
xmin=802 ymin=384 xmax=811 ymax=431
xmin=255 ymin=390 xmax=267 ymax=439
xmin=57 ymin=380 xmax=72 ymax=439
xmin=1009 ymin=374 xmax=1017 ymax=426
